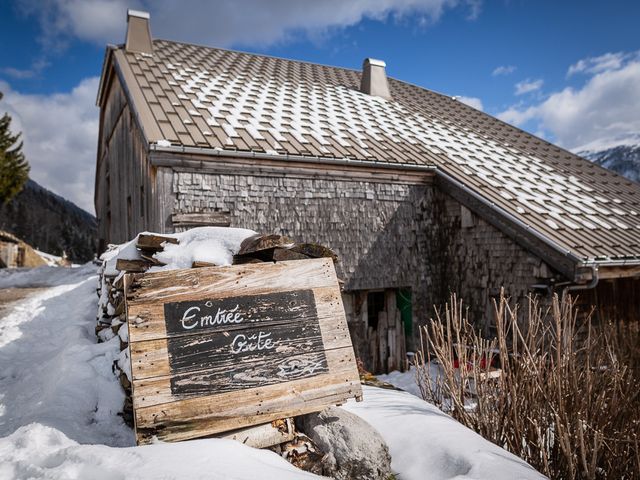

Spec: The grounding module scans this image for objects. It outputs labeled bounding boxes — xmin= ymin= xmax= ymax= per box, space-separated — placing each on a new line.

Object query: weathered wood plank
xmin=192 ymin=261 xmax=218 ymax=268
xmin=116 ymin=258 xmax=151 ymax=273
xmin=137 ymin=233 xmax=178 ymax=251
xmin=290 ymin=243 xmax=338 ymax=262
xmin=134 ymin=371 xmax=361 ymax=444
xmin=171 ymin=212 xmax=231 ymax=227
xmin=126 ymin=259 xmax=338 ymax=343
xmin=130 ymin=291 xmax=352 ymax=380
xmin=163 ymin=289 xmax=317 ymax=337
xmin=217 ymin=418 xmax=295 ymax=449
xmin=237 ymin=234 xmax=294 ymax=255
xmin=131 ymin=347 xmax=356 ymax=409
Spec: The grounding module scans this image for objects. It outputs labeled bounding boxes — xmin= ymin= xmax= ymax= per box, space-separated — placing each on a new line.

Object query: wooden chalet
xmin=95 ymin=11 xmax=640 ymax=371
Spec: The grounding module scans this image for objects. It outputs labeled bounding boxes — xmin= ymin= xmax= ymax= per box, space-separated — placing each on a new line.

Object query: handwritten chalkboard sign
xmin=125 ymin=258 xmax=362 ymax=445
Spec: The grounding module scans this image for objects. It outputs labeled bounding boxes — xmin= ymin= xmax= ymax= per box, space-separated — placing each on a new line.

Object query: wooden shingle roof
xmin=103 ymin=39 xmax=640 ymax=269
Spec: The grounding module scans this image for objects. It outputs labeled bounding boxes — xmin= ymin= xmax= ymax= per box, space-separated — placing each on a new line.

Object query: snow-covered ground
xmin=0 ymin=265 xmax=545 ymax=480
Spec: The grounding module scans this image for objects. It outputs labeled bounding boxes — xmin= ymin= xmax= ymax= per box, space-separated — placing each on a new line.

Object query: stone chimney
xmin=360 ymin=58 xmax=391 ymax=100
xmin=125 ymin=10 xmax=153 ymax=54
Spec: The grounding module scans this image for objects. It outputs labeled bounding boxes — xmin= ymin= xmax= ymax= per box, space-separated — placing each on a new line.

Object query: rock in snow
xmin=298 ymin=406 xmax=392 ymax=480
xmin=0 ymin=264 xmax=545 ymax=480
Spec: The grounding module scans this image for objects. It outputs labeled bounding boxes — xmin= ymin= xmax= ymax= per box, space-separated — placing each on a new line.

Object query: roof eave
xmin=96 ymin=44 xmax=118 ymax=107
xmin=149 ymin=143 xmax=438 ymax=173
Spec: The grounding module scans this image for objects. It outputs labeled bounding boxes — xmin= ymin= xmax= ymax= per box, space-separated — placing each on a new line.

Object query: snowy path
xmin=0 ymin=266 xmax=321 ymax=480
xmin=0 ymin=266 xmax=545 ymax=480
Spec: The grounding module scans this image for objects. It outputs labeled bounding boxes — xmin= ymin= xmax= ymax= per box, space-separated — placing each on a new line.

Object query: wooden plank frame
xmin=125 ymin=258 xmax=362 ymax=445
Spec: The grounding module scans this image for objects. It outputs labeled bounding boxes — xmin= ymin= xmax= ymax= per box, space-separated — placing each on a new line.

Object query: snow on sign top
xmin=112 ymin=40 xmax=640 ymax=262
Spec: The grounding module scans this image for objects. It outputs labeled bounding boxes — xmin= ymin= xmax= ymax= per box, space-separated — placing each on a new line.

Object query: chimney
xmin=125 ymin=9 xmax=153 ymax=54
xmin=360 ymin=58 xmax=391 ymax=100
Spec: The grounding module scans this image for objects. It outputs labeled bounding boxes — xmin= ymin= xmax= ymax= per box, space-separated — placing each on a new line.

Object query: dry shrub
xmin=415 ymin=292 xmax=640 ymax=479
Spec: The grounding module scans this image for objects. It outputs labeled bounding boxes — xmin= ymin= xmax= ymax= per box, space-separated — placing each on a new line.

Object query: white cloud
xmin=1 ymin=59 xmax=50 ymax=80
xmin=0 ymin=78 xmax=99 ymax=214
xmin=514 ymin=78 xmax=543 ymax=96
xmin=566 ymin=51 xmax=634 ymax=77
xmin=498 ymin=53 xmax=640 ymax=151
xmin=456 ymin=96 xmax=483 ymax=110
xmin=492 ymin=65 xmax=516 ymax=76
xmin=16 ymin=0 xmax=479 ymax=49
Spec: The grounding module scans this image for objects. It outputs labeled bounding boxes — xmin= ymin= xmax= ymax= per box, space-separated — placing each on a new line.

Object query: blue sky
xmin=1 ymin=0 xmax=639 ymax=213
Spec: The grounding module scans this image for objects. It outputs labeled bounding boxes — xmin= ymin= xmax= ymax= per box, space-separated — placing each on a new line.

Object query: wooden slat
xmin=137 ymin=233 xmax=178 ymax=251
xmin=130 ymin=287 xmax=351 ymax=380
xmin=171 ymin=212 xmax=231 ymax=227
xmin=132 ymin=347 xmax=354 ymax=408
xmin=134 ymin=371 xmax=361 ymax=444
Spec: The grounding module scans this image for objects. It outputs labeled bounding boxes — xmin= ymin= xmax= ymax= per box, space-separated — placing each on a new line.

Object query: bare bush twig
xmin=415 ymin=291 xmax=640 ymax=479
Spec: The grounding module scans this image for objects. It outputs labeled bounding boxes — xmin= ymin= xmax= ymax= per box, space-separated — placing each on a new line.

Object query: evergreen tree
xmin=0 ymin=92 xmax=30 ymax=204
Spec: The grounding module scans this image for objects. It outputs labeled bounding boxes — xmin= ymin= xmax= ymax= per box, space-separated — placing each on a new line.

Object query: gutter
xmin=562 ymin=265 xmax=599 ymax=300
xmin=149 ymin=143 xmax=438 ymax=173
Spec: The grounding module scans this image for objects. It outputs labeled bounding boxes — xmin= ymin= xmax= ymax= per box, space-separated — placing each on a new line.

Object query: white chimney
xmin=360 ymin=58 xmax=391 ymax=100
xmin=125 ymin=10 xmax=153 ymax=54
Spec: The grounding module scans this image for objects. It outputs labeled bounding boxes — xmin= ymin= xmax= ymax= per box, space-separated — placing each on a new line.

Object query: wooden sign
xmin=125 ymin=258 xmax=362 ymax=444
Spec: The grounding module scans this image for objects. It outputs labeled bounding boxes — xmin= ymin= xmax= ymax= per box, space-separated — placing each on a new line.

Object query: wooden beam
xmin=597 ymin=265 xmax=640 ymax=279
xmin=171 ymin=212 xmax=231 ymax=227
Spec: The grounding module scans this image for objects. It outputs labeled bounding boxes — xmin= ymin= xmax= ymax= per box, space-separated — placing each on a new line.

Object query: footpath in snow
xmin=0 ymin=265 xmax=545 ymax=480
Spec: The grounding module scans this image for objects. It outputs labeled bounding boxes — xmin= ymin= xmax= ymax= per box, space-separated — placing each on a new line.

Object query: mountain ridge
xmin=577 ymin=143 xmax=640 ymax=184
xmin=0 ymin=179 xmax=97 ymax=262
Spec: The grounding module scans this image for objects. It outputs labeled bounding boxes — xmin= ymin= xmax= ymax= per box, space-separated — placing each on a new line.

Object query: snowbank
xmin=345 ymin=386 xmax=545 ymax=480
xmin=0 ymin=263 xmax=96 ymax=289
xmin=0 ymin=424 xmax=320 ymax=480
xmin=377 ymin=366 xmax=424 ymax=397
xmin=1 ymin=263 xmax=544 ymax=480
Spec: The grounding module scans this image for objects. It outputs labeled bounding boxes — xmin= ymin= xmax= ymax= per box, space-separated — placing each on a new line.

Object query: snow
xmin=0 ymin=266 xmax=319 ymax=480
xmin=100 ymin=227 xmax=256 ymax=275
xmin=33 ymin=249 xmax=62 ymax=267
xmin=0 ymin=263 xmax=96 ymax=289
xmin=0 ymin=424 xmax=320 ymax=480
xmin=345 ymin=386 xmax=545 ymax=480
xmin=377 ymin=366 xmax=423 ymax=397
xmin=151 ymin=227 xmax=256 ymax=271
xmin=0 ymin=264 xmax=544 ymax=480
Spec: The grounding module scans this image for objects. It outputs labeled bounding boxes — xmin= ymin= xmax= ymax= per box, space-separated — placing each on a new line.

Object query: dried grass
xmin=415 ymin=291 xmax=640 ymax=479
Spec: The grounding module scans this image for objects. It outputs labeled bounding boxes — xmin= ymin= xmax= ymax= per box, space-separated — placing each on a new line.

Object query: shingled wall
xmin=425 ymin=189 xmax=560 ymax=334
xmin=163 ymin=167 xmax=560 ymax=367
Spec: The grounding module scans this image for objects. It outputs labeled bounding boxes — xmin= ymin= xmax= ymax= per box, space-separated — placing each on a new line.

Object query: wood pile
xmin=95 ymin=232 xmax=339 ymax=430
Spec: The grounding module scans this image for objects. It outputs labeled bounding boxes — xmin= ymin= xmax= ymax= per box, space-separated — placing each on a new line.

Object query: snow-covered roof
xmin=102 ymin=39 xmax=640 ymax=267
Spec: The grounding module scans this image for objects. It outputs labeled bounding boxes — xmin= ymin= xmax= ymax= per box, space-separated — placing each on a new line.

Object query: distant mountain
xmin=578 ymin=144 xmax=640 ymax=183
xmin=575 ymin=135 xmax=640 ymax=184
xmin=0 ymin=179 xmax=97 ymax=262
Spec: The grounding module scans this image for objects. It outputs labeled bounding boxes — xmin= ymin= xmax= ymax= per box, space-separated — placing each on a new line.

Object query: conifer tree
xmin=0 ymin=91 xmax=30 ymax=204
